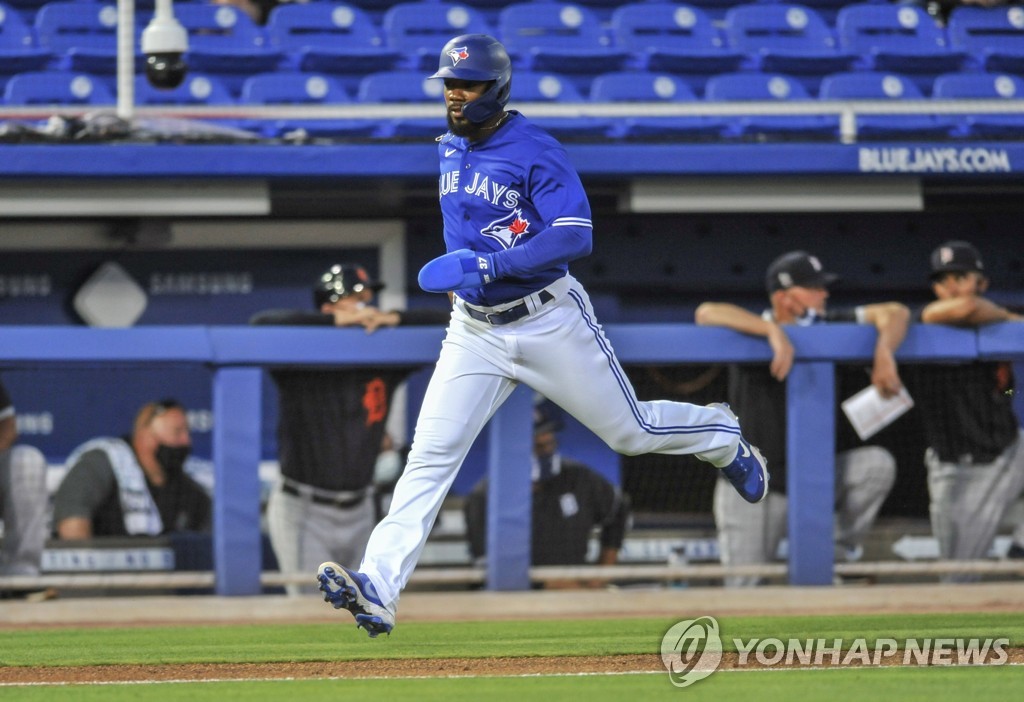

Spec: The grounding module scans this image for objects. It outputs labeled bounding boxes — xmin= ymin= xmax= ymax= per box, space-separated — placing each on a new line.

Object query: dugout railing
xmin=1 ymin=322 xmax=1022 ymax=595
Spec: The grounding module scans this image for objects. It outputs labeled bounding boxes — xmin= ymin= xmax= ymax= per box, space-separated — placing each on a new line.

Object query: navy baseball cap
xmin=929 ymin=240 xmax=984 ymax=280
xmin=765 ymin=251 xmax=838 ymax=293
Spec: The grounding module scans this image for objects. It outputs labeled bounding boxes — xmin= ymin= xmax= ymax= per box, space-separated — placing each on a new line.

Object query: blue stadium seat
xmin=509 ymin=70 xmax=611 ymax=139
xmin=3 ymin=69 xmax=114 ymax=105
xmin=819 ymin=71 xmax=956 ymax=140
xmin=266 ymin=2 xmax=401 ymax=84
xmin=382 ymin=1 xmax=493 ymax=71
xmin=240 ymin=71 xmax=376 ymax=138
xmin=497 ymin=1 xmax=629 ymax=82
xmin=835 ymin=3 xmax=968 ymax=94
xmin=704 ymin=71 xmax=838 ymax=140
xmin=932 ymin=71 xmax=1024 ymax=140
xmin=2 ymin=0 xmax=51 ymax=25
xmin=357 ymin=70 xmax=447 ymax=138
xmin=0 ymin=2 xmax=53 ymax=83
xmin=590 ymin=70 xmax=724 ymax=140
xmin=947 ymin=5 xmax=1024 ymax=75
xmin=609 ymin=2 xmax=743 ymax=95
xmin=133 ymin=72 xmax=234 ymax=106
xmin=723 ymin=4 xmax=857 ymax=95
xmin=172 ymin=4 xmax=284 ymax=96
xmin=754 ymin=0 xmax=881 ymax=26
xmin=34 ymin=2 xmax=140 ymax=78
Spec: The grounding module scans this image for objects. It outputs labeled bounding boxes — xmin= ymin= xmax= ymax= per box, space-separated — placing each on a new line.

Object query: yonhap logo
xmin=660 ymin=616 xmax=722 ymax=687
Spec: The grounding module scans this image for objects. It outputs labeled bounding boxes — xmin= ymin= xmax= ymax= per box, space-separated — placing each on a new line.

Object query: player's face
xmin=533 ymin=430 xmax=558 ymax=459
xmin=443 ymin=78 xmax=491 ymax=136
xmin=778 ymin=286 xmax=828 ymax=323
xmin=334 ymin=289 xmax=374 ymax=309
xmin=931 ymin=271 xmax=986 ymax=300
xmin=148 ymin=407 xmax=191 ymax=449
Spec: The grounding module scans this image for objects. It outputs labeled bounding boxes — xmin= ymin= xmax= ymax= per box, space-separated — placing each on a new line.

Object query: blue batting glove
xmin=418 ymin=249 xmax=497 ymax=293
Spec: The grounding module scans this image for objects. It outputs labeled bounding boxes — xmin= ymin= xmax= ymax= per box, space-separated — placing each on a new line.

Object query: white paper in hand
xmin=841 ymin=385 xmax=914 ymax=441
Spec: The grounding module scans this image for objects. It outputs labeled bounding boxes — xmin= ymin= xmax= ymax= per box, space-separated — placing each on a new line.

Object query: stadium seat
xmin=266 ymin=2 xmax=401 ymax=85
xmin=819 ymin=71 xmax=956 ymax=140
xmin=357 ymin=69 xmax=447 ymax=138
xmin=835 ymin=3 xmax=968 ymax=94
xmin=589 ymin=70 xmax=724 ymax=140
xmin=240 ymin=71 xmax=376 ymax=138
xmin=932 ymin=71 xmax=1024 ymax=139
xmin=0 ymin=2 xmax=53 ymax=83
xmin=34 ymin=2 xmax=141 ymax=78
xmin=609 ymin=2 xmax=743 ymax=95
xmin=171 ymin=4 xmax=284 ymax=96
xmin=947 ymin=5 xmax=1024 ymax=75
xmin=723 ymin=4 xmax=858 ymax=95
xmin=133 ymin=72 xmax=234 ymax=106
xmin=497 ymin=1 xmax=629 ymax=84
xmin=382 ymin=1 xmax=493 ymax=71
xmin=704 ymin=71 xmax=838 ymax=140
xmin=3 ymin=0 xmax=51 ymax=25
xmin=3 ymin=69 xmax=114 ymax=105
xmin=509 ymin=70 xmax=611 ymax=139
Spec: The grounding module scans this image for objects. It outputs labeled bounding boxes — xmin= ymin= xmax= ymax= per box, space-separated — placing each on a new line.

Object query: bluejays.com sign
xmin=859 ymin=147 xmax=1011 ymax=173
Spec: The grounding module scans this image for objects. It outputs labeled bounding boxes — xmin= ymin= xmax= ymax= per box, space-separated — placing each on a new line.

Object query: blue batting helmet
xmin=429 ymin=34 xmax=511 ymax=125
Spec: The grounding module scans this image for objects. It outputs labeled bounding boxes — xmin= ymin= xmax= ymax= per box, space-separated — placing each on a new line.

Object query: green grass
xmin=0 ymin=612 xmax=1020 ymax=701
xmin=1 ymin=667 xmax=1022 ymax=702
xmin=1 ymin=612 xmax=1020 ymax=667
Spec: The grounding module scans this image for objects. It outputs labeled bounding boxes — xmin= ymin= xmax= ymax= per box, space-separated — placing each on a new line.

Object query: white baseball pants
xmin=360 ymin=274 xmax=742 ymax=607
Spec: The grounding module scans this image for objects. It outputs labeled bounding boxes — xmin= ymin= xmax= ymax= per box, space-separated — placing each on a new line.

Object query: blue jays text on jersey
xmin=436 ymin=111 xmax=593 ymax=307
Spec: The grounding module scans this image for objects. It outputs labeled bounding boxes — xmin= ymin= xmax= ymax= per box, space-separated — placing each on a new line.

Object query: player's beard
xmin=447 ymin=108 xmax=475 ymax=137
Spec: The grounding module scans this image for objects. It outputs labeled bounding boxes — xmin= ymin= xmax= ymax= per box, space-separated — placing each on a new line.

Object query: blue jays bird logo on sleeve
xmin=481 ymin=208 xmax=530 ymax=249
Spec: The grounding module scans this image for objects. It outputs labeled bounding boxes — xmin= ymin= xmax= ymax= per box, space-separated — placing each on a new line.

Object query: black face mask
xmin=155 ymin=444 xmax=191 ymax=479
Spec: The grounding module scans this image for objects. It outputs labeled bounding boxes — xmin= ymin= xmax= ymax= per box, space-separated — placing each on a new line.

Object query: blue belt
xmin=463 ymin=290 xmax=554 ymax=326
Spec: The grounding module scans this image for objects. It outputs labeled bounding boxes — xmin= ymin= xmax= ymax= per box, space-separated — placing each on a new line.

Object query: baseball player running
xmin=317 ymin=34 xmax=768 ymax=637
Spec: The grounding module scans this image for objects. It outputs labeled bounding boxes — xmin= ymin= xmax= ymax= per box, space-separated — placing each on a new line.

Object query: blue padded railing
xmin=1 ymin=322 xmax=1022 ymax=593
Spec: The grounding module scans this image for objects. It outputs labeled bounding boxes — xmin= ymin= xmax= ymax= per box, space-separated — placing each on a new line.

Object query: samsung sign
xmin=859 ymin=147 xmax=1011 ymax=173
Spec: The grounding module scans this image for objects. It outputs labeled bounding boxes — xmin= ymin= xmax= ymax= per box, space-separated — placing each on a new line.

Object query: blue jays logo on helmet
xmin=446 ymin=46 xmax=469 ymax=66
xmin=429 ymin=34 xmax=512 ymax=124
xmin=481 ymin=208 xmax=530 ymax=249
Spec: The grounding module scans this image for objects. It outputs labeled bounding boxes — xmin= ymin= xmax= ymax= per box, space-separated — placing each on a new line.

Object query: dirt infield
xmin=2 ymin=582 xmax=1022 ymax=684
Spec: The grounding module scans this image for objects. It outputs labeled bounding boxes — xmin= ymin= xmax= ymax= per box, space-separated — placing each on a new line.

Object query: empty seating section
xmin=172 ymin=3 xmax=284 ymax=95
xmin=819 ymin=71 xmax=955 ymax=139
xmin=610 ymin=2 xmax=742 ymax=94
xmin=932 ymin=71 xmax=1024 ymax=139
xmin=0 ymin=1 xmax=52 ymax=89
xmin=383 ymin=1 xmax=493 ymax=70
xmin=1 ymin=0 xmax=1021 ymax=143
xmin=947 ymin=5 xmax=1024 ymax=74
xmin=723 ymin=3 xmax=856 ymax=94
xmin=835 ymin=3 xmax=967 ymax=93
xmin=705 ymin=71 xmax=838 ymax=139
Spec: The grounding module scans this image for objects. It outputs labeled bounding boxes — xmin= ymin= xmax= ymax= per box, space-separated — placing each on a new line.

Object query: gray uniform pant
xmin=0 ymin=445 xmax=49 ymax=578
xmin=926 ymin=429 xmax=1024 ymax=583
xmin=265 ymin=481 xmax=376 ymax=596
xmin=714 ymin=445 xmax=897 ymax=587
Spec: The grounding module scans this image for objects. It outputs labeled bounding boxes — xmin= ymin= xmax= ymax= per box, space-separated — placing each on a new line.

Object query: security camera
xmin=141 ymin=12 xmax=189 ymax=90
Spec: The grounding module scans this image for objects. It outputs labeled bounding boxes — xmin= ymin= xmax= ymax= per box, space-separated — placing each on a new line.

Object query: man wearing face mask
xmin=52 ymin=399 xmax=210 ymax=539
xmin=251 ymin=263 xmax=450 ymax=595
xmin=695 ymin=250 xmax=910 ymax=586
xmin=463 ymin=399 xmax=631 ymax=578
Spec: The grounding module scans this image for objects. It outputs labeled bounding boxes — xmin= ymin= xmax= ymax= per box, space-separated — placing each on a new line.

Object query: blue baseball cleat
xmin=317 ymin=562 xmax=395 ymax=638
xmin=710 ymin=403 xmax=770 ymax=504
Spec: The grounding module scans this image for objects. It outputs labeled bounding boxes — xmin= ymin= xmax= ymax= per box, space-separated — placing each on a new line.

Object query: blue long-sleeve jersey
xmin=437 ymin=111 xmax=593 ymax=306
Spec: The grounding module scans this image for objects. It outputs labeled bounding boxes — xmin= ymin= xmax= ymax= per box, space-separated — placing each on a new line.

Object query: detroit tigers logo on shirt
xmin=481 ymin=208 xmax=530 ymax=249
xmin=447 ymin=47 xmax=469 ymax=66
